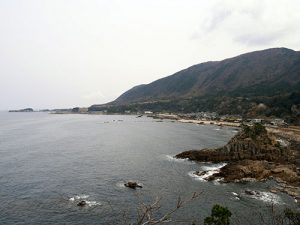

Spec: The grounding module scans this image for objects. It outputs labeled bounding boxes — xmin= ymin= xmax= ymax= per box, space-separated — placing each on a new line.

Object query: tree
xmin=204 ymin=204 xmax=232 ymax=225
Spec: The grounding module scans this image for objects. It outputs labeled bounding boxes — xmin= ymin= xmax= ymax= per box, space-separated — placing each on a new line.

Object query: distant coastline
xmin=9 ymin=108 xmax=34 ymax=112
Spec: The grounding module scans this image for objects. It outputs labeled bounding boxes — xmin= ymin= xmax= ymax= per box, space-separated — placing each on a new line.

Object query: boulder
xmin=124 ymin=181 xmax=142 ymax=189
xmin=77 ymin=200 xmax=87 ymax=207
xmin=270 ymin=188 xmax=278 ymax=193
xmin=194 ymin=171 xmax=207 ymax=176
xmin=245 ymin=189 xmax=260 ymax=196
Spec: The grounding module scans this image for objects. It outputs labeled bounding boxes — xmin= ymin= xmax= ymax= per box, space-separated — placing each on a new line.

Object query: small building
xmin=252 ymin=119 xmax=262 ymax=123
xmin=271 ymin=119 xmax=286 ymax=127
xmin=144 ymin=111 xmax=153 ymax=114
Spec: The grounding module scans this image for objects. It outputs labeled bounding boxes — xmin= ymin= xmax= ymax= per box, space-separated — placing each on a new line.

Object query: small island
xmin=9 ymin=108 xmax=34 ymax=112
xmin=176 ymin=123 xmax=300 ymax=201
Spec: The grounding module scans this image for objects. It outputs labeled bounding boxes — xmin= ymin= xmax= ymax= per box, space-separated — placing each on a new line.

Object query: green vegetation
xmin=284 ymin=208 xmax=300 ymax=225
xmin=89 ymin=91 xmax=300 ymax=125
xmin=204 ymin=204 xmax=232 ymax=225
xmin=90 ymin=48 xmax=300 ymax=125
xmin=114 ymin=48 xmax=300 ymax=105
xmin=89 ymin=48 xmax=300 ymax=124
xmin=242 ymin=123 xmax=267 ymax=140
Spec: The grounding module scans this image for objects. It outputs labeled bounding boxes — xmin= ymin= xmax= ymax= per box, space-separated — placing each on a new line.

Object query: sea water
xmin=0 ymin=112 xmax=297 ymax=224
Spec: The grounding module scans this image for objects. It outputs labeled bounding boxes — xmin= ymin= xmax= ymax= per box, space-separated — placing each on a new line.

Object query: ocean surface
xmin=0 ymin=112 xmax=297 ymax=224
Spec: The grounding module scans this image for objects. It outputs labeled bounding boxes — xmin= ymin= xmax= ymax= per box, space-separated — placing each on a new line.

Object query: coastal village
xmin=148 ymin=111 xmax=287 ymax=127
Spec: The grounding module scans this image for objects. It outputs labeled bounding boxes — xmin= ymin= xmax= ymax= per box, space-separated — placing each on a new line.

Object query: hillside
xmin=89 ymin=48 xmax=300 ymax=123
xmin=115 ymin=48 xmax=300 ymax=103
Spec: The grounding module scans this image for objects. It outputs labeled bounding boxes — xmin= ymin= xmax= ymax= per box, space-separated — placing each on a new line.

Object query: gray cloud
xmin=234 ymin=28 xmax=290 ymax=46
xmin=1 ymin=0 xmax=300 ymax=110
xmin=191 ymin=5 xmax=232 ymax=40
xmin=203 ymin=8 xmax=232 ymax=32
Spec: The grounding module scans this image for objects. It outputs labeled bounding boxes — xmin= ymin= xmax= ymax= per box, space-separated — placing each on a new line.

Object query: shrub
xmin=204 ymin=204 xmax=232 ymax=225
xmin=242 ymin=123 xmax=267 ymax=140
xmin=284 ymin=208 xmax=300 ymax=225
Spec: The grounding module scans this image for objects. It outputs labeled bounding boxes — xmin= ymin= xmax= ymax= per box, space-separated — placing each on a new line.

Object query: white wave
xmin=188 ymin=170 xmax=219 ymax=181
xmin=256 ymin=192 xmax=282 ymax=204
xmin=188 ymin=171 xmax=203 ymax=180
xmin=231 ymin=192 xmax=240 ymax=200
xmin=85 ymin=200 xmax=101 ymax=207
xmin=164 ymin=155 xmax=195 ymax=164
xmin=201 ymin=163 xmax=227 ymax=171
xmin=188 ymin=163 xmax=227 ymax=182
xmin=69 ymin=194 xmax=101 ymax=207
xmin=69 ymin=194 xmax=89 ymax=201
xmin=116 ymin=181 xmax=126 ymax=188
xmin=244 ymin=191 xmax=282 ymax=204
xmin=214 ymin=128 xmax=221 ymax=131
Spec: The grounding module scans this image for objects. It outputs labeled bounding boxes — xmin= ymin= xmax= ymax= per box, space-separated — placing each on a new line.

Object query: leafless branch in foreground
xmin=134 ymin=191 xmax=202 ymax=225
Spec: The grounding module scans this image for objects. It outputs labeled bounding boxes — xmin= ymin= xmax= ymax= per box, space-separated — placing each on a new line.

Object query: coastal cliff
xmin=176 ymin=124 xmax=291 ymax=162
xmin=176 ymin=124 xmax=300 ymax=200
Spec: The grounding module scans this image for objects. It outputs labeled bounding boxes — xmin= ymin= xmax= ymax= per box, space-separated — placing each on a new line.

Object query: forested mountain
xmin=90 ymin=48 xmax=300 ymax=124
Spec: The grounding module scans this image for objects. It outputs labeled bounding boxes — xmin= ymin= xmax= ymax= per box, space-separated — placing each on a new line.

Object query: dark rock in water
xmin=194 ymin=171 xmax=207 ymax=176
xmin=245 ymin=189 xmax=256 ymax=195
xmin=77 ymin=200 xmax=87 ymax=207
xmin=205 ymin=176 xmax=216 ymax=181
xmin=124 ymin=181 xmax=142 ymax=189
xmin=245 ymin=189 xmax=260 ymax=196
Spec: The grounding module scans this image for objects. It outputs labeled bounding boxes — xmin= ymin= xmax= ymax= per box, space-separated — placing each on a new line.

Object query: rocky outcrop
xmin=211 ymin=160 xmax=299 ymax=185
xmin=176 ymin=124 xmax=300 ymax=201
xmin=176 ymin=124 xmax=291 ymax=163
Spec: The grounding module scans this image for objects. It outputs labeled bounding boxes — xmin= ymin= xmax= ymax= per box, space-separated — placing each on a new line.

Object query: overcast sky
xmin=0 ymin=0 xmax=299 ymax=110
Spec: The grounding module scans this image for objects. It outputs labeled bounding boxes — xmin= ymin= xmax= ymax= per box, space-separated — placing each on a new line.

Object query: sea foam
xmin=165 ymin=155 xmax=195 ymax=164
xmin=188 ymin=163 xmax=227 ymax=182
xmin=248 ymin=191 xmax=282 ymax=204
xmin=69 ymin=194 xmax=101 ymax=207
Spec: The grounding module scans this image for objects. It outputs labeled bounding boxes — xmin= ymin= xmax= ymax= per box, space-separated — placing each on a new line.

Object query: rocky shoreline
xmin=176 ymin=123 xmax=300 ymax=202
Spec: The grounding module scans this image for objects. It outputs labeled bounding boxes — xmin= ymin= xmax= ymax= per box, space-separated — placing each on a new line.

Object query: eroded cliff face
xmin=214 ymin=160 xmax=299 ymax=184
xmin=176 ymin=124 xmax=290 ymax=163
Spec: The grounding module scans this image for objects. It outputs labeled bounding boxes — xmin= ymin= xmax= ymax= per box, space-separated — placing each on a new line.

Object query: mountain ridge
xmin=113 ymin=47 xmax=300 ymax=104
xmin=90 ymin=47 xmax=300 ymax=124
